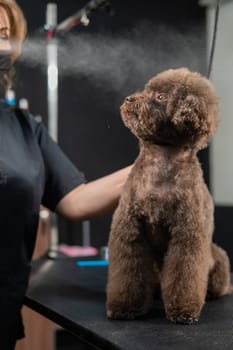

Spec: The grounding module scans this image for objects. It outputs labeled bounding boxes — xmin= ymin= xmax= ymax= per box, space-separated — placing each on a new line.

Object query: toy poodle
xmin=106 ymin=68 xmax=232 ymax=325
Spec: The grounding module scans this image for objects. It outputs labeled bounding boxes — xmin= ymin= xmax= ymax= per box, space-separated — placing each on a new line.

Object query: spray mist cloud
xmin=18 ymin=21 xmax=205 ymax=95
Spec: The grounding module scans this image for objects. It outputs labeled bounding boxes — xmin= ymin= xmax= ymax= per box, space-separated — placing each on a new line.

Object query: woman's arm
xmin=55 ymin=165 xmax=133 ymax=221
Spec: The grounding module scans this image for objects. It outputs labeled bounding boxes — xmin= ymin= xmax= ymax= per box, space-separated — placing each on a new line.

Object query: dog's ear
xmin=172 ymin=94 xmax=210 ymax=136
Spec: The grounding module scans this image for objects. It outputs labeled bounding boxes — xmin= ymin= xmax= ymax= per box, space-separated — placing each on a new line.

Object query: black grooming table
xmin=24 ymin=257 xmax=233 ymax=350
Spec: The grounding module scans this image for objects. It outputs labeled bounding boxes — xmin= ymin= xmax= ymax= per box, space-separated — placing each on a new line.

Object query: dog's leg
xmin=207 ymin=243 xmax=233 ymax=298
xmin=106 ymin=207 xmax=154 ymax=320
xmin=161 ymin=218 xmax=210 ymax=324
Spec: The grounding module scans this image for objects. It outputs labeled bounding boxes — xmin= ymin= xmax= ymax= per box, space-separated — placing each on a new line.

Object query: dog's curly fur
xmin=106 ymin=68 xmax=232 ymax=325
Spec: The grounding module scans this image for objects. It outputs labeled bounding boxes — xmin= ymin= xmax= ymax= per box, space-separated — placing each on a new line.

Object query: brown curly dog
xmin=106 ymin=68 xmax=232 ymax=325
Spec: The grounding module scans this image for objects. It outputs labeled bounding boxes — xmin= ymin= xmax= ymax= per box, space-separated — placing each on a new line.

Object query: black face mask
xmin=0 ymin=50 xmax=12 ymax=73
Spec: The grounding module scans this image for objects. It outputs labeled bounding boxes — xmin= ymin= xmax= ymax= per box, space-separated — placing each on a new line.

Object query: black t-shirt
xmin=0 ymin=101 xmax=85 ymax=337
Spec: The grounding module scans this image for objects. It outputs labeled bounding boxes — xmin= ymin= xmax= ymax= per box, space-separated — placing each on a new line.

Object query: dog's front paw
xmin=107 ymin=309 xmax=139 ymax=320
xmin=107 ymin=304 xmax=148 ymax=320
xmin=166 ymin=304 xmax=201 ymax=325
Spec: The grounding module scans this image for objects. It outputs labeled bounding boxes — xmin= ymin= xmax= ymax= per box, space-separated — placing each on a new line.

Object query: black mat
xmin=25 ymin=257 xmax=233 ymax=350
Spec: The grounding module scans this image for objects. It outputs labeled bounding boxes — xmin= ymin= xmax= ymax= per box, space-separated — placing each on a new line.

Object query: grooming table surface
xmin=25 ymin=257 xmax=233 ymax=350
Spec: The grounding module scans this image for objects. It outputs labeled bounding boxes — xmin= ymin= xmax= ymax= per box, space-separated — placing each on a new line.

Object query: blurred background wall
xmin=14 ymin=0 xmax=232 ymax=266
xmin=203 ymin=0 xmax=233 ymax=269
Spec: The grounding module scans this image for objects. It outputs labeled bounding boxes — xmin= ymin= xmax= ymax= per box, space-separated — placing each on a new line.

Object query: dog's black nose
xmin=125 ymin=95 xmax=134 ymax=102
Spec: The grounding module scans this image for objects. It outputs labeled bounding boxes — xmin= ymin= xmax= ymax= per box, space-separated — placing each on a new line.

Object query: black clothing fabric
xmin=0 ymin=101 xmax=86 ymax=339
xmin=0 ymin=318 xmax=19 ymax=349
xmin=0 ymin=331 xmax=17 ymax=350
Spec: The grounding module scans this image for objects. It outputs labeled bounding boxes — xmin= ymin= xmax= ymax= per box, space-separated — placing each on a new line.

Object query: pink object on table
xmin=58 ymin=244 xmax=98 ymax=257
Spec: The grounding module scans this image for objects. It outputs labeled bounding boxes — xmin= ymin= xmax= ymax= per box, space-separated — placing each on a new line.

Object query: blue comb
xmin=76 ymin=260 xmax=109 ymax=267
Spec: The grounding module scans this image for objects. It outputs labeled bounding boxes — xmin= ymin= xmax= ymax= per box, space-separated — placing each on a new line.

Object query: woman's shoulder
xmin=13 ymin=107 xmax=44 ymax=133
xmin=0 ymin=100 xmax=41 ymax=131
xmin=14 ymin=106 xmax=41 ymax=123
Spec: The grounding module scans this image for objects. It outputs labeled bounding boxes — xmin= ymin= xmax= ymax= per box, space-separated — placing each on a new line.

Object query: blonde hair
xmin=0 ymin=0 xmax=27 ymax=61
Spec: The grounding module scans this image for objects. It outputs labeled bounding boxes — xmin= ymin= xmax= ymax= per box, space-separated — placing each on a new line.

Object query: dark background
xmin=14 ymin=0 xmax=232 ymax=267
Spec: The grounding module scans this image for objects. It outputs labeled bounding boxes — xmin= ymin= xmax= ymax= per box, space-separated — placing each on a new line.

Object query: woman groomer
xmin=0 ymin=1 xmax=132 ymax=348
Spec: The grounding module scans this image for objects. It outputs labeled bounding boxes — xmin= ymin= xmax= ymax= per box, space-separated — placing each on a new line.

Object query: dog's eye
xmin=155 ymin=92 xmax=167 ymax=103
